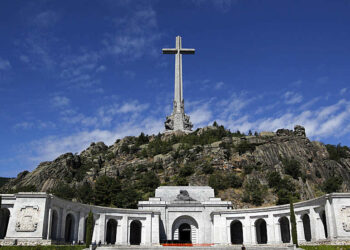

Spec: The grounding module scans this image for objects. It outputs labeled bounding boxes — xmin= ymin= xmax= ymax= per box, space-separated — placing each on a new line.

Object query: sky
xmin=1 ymin=0 xmax=350 ymax=177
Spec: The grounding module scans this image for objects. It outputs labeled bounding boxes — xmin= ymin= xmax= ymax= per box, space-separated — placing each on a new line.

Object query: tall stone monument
xmin=163 ymin=36 xmax=194 ymax=133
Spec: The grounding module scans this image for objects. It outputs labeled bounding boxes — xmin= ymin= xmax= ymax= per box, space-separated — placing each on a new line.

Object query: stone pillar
xmin=46 ymin=207 xmax=52 ymax=240
xmin=98 ymin=213 xmax=106 ymax=244
xmin=243 ymin=216 xmax=251 ymax=245
xmin=77 ymin=213 xmax=85 ymax=243
xmin=274 ymin=221 xmax=282 ymax=244
xmin=212 ymin=214 xmax=221 ymax=244
xmin=60 ymin=209 xmax=67 ymax=240
xmin=120 ymin=216 xmax=128 ymax=245
xmin=309 ymin=208 xmax=317 ymax=241
xmin=296 ymin=214 xmax=305 ymax=242
xmin=267 ymin=215 xmax=275 ymax=244
xmin=251 ymin=222 xmax=256 ymax=244
xmin=144 ymin=216 xmax=151 ymax=245
xmin=325 ymin=199 xmax=335 ymax=239
xmin=74 ymin=213 xmax=80 ymax=243
xmin=151 ymin=213 xmax=160 ymax=245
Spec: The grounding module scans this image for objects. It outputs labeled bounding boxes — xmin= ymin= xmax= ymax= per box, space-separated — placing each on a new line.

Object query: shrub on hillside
xmin=326 ymin=144 xmax=349 ymax=162
xmin=322 ymin=176 xmax=343 ymax=193
xmin=282 ymin=158 xmax=302 ymax=179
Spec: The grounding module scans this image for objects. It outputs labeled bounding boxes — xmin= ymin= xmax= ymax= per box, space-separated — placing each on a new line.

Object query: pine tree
xmin=85 ymin=211 xmax=93 ymax=248
xmin=290 ymin=199 xmax=298 ymax=247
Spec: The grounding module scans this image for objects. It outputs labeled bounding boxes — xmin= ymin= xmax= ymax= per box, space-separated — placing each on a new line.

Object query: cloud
xmin=19 ymin=55 xmax=30 ymax=63
xmin=340 ymin=88 xmax=347 ymax=95
xmin=51 ymin=96 xmax=70 ymax=108
xmin=0 ymin=57 xmax=11 ymax=70
xmin=96 ymin=65 xmax=106 ymax=73
xmin=214 ymin=81 xmax=224 ymax=89
xmin=283 ymin=91 xmax=303 ymax=104
xmin=188 ymin=103 xmax=212 ymax=127
xmin=33 ymin=10 xmax=60 ymax=28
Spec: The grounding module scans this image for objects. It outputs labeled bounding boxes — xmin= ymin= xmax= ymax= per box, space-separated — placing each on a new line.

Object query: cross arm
xmin=180 ymin=49 xmax=195 ymax=54
xmin=162 ymin=48 xmax=177 ymax=54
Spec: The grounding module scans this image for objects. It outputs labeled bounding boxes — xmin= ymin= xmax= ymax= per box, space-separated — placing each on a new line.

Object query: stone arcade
xmin=1 ymin=186 xmax=350 ymax=247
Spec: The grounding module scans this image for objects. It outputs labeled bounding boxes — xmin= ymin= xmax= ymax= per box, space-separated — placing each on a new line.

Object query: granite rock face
xmin=2 ymin=125 xmax=350 ymax=208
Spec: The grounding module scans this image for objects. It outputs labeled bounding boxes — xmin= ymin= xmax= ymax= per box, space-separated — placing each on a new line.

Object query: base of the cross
xmin=164 ymin=112 xmax=193 ymax=133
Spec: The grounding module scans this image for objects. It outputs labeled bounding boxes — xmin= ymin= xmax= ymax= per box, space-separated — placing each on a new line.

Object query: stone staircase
xmin=96 ymin=244 xmax=300 ymax=250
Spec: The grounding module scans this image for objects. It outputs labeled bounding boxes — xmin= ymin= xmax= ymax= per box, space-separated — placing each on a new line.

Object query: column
xmin=46 ymin=207 xmax=52 ymax=240
xmin=267 ymin=215 xmax=275 ymax=244
xmin=251 ymin=222 xmax=256 ymax=244
xmin=121 ymin=216 xmax=128 ymax=245
xmin=296 ymin=214 xmax=305 ymax=242
xmin=74 ymin=213 xmax=80 ymax=243
xmin=309 ymin=208 xmax=317 ymax=241
xmin=274 ymin=220 xmax=282 ymax=244
xmin=243 ymin=216 xmax=251 ymax=245
xmin=60 ymin=209 xmax=67 ymax=240
xmin=325 ymin=199 xmax=335 ymax=239
xmin=77 ymin=213 xmax=86 ymax=243
xmin=98 ymin=214 xmax=106 ymax=244
xmin=212 ymin=214 xmax=221 ymax=244
xmin=151 ymin=214 xmax=160 ymax=245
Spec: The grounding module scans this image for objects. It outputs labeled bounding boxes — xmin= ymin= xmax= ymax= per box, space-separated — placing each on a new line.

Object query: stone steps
xmin=96 ymin=244 xmax=300 ymax=250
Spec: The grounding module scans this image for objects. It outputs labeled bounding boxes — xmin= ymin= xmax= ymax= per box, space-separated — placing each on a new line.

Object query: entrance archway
xmin=106 ymin=219 xmax=117 ymax=244
xmin=65 ymin=213 xmax=75 ymax=243
xmin=172 ymin=216 xmax=199 ymax=244
xmin=302 ymin=214 xmax=311 ymax=241
xmin=255 ymin=218 xmax=267 ymax=244
xmin=0 ymin=208 xmax=10 ymax=239
xmin=320 ymin=210 xmax=328 ymax=239
xmin=230 ymin=220 xmax=243 ymax=244
xmin=50 ymin=210 xmax=58 ymax=240
xmin=179 ymin=223 xmax=191 ymax=243
xmin=279 ymin=217 xmax=290 ymax=243
xmin=130 ymin=220 xmax=141 ymax=245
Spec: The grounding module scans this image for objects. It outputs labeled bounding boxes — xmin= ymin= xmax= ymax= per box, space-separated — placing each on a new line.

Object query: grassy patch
xmin=300 ymin=246 xmax=350 ymax=250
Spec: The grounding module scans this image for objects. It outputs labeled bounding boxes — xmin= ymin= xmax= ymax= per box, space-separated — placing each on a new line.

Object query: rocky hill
xmin=2 ymin=124 xmax=350 ymax=209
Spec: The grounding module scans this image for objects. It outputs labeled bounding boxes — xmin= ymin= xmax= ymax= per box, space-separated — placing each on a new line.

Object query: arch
xmin=106 ymin=219 xmax=117 ymax=244
xmin=65 ymin=213 xmax=75 ymax=243
xmin=320 ymin=210 xmax=328 ymax=239
xmin=302 ymin=214 xmax=311 ymax=242
xmin=230 ymin=220 xmax=243 ymax=244
xmin=50 ymin=209 xmax=59 ymax=240
xmin=172 ymin=216 xmax=199 ymax=244
xmin=255 ymin=218 xmax=267 ymax=244
xmin=279 ymin=217 xmax=290 ymax=243
xmin=0 ymin=208 xmax=10 ymax=239
xmin=130 ymin=220 xmax=142 ymax=245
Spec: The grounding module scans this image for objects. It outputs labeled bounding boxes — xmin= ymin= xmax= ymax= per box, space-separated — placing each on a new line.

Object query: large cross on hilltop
xmin=163 ymin=36 xmax=194 ymax=133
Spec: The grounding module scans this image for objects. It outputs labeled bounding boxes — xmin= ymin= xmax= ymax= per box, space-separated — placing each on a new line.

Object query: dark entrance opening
xmin=106 ymin=219 xmax=117 ymax=244
xmin=302 ymin=214 xmax=311 ymax=242
xmin=130 ymin=220 xmax=141 ymax=245
xmin=255 ymin=219 xmax=267 ymax=244
xmin=179 ymin=223 xmax=191 ymax=243
xmin=51 ymin=210 xmax=58 ymax=240
xmin=65 ymin=214 xmax=75 ymax=243
xmin=230 ymin=220 xmax=243 ymax=244
xmin=279 ymin=217 xmax=290 ymax=243
xmin=321 ymin=211 xmax=328 ymax=238
xmin=0 ymin=208 xmax=10 ymax=239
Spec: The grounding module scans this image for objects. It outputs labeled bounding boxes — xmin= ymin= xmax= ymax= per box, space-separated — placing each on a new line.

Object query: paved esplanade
xmin=163 ymin=36 xmax=194 ymax=132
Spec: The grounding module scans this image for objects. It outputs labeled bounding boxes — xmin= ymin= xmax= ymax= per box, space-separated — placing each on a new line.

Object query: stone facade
xmin=1 ymin=187 xmax=350 ymax=246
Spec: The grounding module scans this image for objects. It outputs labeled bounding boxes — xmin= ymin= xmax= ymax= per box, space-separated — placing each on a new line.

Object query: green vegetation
xmin=326 ymin=144 xmax=349 ymax=163
xmin=282 ymin=157 xmax=302 ymax=179
xmin=85 ymin=211 xmax=93 ymax=248
xmin=322 ymin=176 xmax=343 ymax=193
xmin=267 ymin=171 xmax=299 ymax=205
xmin=234 ymin=140 xmax=255 ymax=155
xmin=290 ymin=200 xmax=298 ymax=247
xmin=209 ymin=172 xmax=243 ymax=195
xmin=0 ymin=177 xmax=12 ymax=188
xmin=242 ymin=178 xmax=266 ymax=206
xmin=0 ymin=247 xmax=86 ymax=250
xmin=300 ymin=246 xmax=350 ymax=250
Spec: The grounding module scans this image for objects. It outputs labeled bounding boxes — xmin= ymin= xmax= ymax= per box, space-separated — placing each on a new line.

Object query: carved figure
xmin=175 ymin=190 xmax=196 ymax=201
xmin=165 ymin=115 xmax=174 ymax=130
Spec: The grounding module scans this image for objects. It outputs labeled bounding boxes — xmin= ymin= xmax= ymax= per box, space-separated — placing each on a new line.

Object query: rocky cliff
xmin=2 ymin=125 xmax=350 ymax=208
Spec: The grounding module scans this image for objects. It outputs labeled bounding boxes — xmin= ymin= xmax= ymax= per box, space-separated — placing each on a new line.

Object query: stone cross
xmin=163 ymin=36 xmax=194 ymax=132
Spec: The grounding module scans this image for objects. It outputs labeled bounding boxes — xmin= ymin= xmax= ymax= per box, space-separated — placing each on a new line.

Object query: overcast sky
xmin=1 ymin=0 xmax=350 ymax=177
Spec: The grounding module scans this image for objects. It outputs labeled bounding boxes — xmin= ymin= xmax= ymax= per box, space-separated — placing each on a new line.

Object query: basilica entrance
xmin=179 ymin=223 xmax=191 ymax=243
